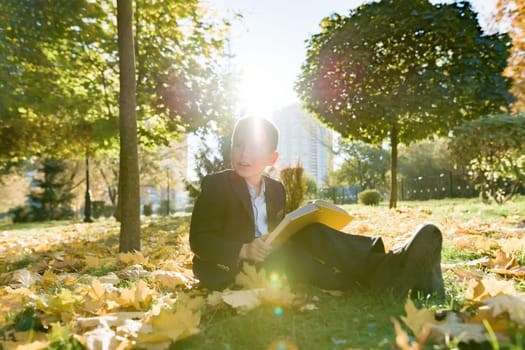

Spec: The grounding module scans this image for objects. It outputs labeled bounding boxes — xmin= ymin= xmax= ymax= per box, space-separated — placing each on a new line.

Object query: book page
xmin=265 ymin=201 xmax=353 ymax=246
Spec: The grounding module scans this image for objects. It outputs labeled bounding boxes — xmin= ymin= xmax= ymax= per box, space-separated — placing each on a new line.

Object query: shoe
xmin=366 ymin=224 xmax=444 ymax=299
xmin=396 ymin=224 xmax=444 ymax=298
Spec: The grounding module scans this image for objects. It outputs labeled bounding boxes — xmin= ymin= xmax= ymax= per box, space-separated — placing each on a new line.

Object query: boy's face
xmin=231 ymin=131 xmax=278 ymax=182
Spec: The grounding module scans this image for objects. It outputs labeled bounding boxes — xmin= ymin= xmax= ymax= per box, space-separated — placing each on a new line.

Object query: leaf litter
xmin=0 ymin=207 xmax=523 ymax=349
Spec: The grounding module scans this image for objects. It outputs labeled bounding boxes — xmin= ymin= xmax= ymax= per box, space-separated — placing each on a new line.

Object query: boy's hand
xmin=239 ymin=237 xmax=272 ymax=263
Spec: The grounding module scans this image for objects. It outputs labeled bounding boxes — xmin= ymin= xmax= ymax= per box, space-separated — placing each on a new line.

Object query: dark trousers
xmin=263 ymin=223 xmax=385 ymax=290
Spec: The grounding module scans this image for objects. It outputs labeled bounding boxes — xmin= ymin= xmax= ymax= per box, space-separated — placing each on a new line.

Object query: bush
xmin=103 ymin=205 xmax=115 ymax=218
xmin=9 ymin=205 xmax=34 ymax=223
xmin=280 ymin=163 xmax=306 ymax=213
xmin=143 ymin=203 xmax=153 ymax=216
xmin=92 ymin=201 xmax=106 ymax=219
xmin=358 ymin=189 xmax=381 ymax=206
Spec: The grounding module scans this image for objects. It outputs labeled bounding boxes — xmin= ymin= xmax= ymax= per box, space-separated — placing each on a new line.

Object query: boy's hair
xmin=231 ymin=116 xmax=279 ymax=152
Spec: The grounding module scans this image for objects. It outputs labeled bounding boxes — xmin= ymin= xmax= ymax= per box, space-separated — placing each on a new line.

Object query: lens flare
xmin=274 ymin=306 xmax=283 ymax=316
xmin=269 ymin=272 xmax=282 ymax=289
xmin=267 ymin=338 xmax=299 ymax=350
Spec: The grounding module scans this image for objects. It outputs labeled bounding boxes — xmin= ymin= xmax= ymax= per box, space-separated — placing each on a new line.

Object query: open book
xmin=264 ymin=200 xmax=353 ymax=247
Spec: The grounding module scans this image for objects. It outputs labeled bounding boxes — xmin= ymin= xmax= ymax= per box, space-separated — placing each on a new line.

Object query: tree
xmin=449 ymin=113 xmax=525 ymax=204
xmin=496 ymin=0 xmax=525 ymax=112
xmin=185 ymin=68 xmax=239 ymax=199
xmin=117 ymin=0 xmax=140 ymax=253
xmin=185 ymin=117 xmax=236 ymax=200
xmin=9 ymin=158 xmax=76 ymax=222
xmin=333 ymin=141 xmax=389 ymax=191
xmin=295 ymin=0 xmax=514 ymax=208
xmin=0 ymin=0 xmax=233 ymax=160
xmin=397 ymin=139 xmax=455 ymax=179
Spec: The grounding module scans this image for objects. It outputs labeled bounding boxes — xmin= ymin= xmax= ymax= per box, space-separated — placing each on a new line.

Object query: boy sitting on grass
xmin=190 ymin=116 xmax=444 ymax=298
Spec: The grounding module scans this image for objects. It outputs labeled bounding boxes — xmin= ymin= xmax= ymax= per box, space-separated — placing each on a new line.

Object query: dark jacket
xmin=189 ymin=169 xmax=286 ymax=289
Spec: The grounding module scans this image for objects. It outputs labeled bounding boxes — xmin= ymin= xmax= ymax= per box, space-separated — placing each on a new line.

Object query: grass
xmin=170 ymin=287 xmax=406 ymax=350
xmin=1 ymin=196 xmax=525 ymax=349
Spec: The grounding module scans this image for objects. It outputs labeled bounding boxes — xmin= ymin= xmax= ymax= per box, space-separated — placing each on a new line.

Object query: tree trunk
xmin=117 ymin=0 xmax=141 ymax=252
xmin=389 ymin=123 xmax=399 ymax=209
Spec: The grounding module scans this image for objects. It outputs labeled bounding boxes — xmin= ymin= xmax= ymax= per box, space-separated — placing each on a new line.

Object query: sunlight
xmin=238 ymin=71 xmax=278 ymax=119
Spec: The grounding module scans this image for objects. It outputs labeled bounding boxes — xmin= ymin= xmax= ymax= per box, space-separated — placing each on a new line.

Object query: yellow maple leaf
xmin=81 ymin=326 xmax=122 ymax=350
xmin=84 ymin=255 xmax=103 ymax=269
xmin=11 ymin=268 xmax=42 ymax=288
xmin=391 ymin=317 xmax=426 ymax=350
xmin=116 ymin=280 xmax=155 ymax=310
xmin=137 ymin=305 xmax=201 ymax=344
xmin=468 ymin=306 xmax=509 ymax=334
xmin=119 ymin=252 xmax=149 ymax=266
xmin=151 ymin=270 xmax=189 ymax=290
xmin=88 ymin=279 xmax=107 ymax=300
xmin=207 ymin=291 xmax=224 ymax=307
xmin=76 ymin=312 xmax=146 ymax=331
xmin=176 ymin=292 xmax=205 ymax=312
xmin=0 ymin=287 xmax=31 ymax=323
xmin=235 ymin=263 xmax=267 ymax=289
xmin=13 ymin=340 xmax=50 ymax=350
xmin=46 ymin=322 xmax=72 ymax=344
xmin=259 ymin=285 xmax=296 ymax=307
xmin=33 ymin=288 xmax=82 ymax=314
xmin=82 ymin=279 xmax=111 ymax=315
xmin=482 ymin=294 xmax=525 ymax=325
xmin=489 ymin=266 xmax=525 ymax=279
xmin=41 ymin=270 xmax=59 ymax=287
xmin=465 ymin=277 xmax=517 ymax=302
xmin=221 ymin=289 xmax=262 ymax=311
xmin=500 ymin=237 xmax=525 ymax=255
xmin=400 ymin=299 xmax=435 ymax=338
xmin=428 ymin=312 xmax=488 ymax=344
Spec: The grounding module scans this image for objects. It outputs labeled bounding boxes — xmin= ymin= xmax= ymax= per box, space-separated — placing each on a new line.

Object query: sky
xmin=206 ymin=0 xmax=499 ymax=119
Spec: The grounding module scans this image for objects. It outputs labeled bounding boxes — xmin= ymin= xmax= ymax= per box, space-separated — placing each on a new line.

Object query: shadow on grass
xmin=0 ymin=215 xmax=190 ymax=275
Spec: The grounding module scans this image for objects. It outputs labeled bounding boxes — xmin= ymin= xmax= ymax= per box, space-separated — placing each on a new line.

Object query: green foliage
xmin=280 ymin=164 xmax=307 ymax=213
xmin=304 ymin=174 xmax=318 ymax=199
xmin=295 ymin=0 xmax=514 ymax=208
xmin=333 ymin=141 xmax=389 ymax=190
xmin=0 ymin=0 xmax=234 ymax=160
xmin=358 ymin=189 xmax=382 ymax=206
xmin=449 ymin=113 xmax=525 ymax=204
xmin=398 ymin=139 xmax=455 ymax=179
xmin=185 ymin=116 xmax=237 ymax=200
xmin=12 ymin=308 xmax=45 ymax=332
xmin=47 ymin=338 xmax=86 ymax=350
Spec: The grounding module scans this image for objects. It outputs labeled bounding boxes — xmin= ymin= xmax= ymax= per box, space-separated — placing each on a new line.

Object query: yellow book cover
xmin=264 ymin=199 xmax=353 ymax=247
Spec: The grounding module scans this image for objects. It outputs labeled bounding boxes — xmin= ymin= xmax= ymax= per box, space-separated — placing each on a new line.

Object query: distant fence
xmin=399 ymin=172 xmax=477 ymax=201
xmin=319 ymin=186 xmax=361 ymax=204
xmin=318 ymin=173 xmax=478 ymax=204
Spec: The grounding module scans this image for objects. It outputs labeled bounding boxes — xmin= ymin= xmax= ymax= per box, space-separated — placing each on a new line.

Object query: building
xmin=272 ymin=104 xmax=333 ymax=185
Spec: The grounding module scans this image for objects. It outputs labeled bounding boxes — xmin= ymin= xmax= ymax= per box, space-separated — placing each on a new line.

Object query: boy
xmin=190 ymin=116 xmax=444 ymax=297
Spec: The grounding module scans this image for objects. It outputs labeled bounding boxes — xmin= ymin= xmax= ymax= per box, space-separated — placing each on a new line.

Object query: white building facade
xmin=272 ymin=104 xmax=333 ymax=186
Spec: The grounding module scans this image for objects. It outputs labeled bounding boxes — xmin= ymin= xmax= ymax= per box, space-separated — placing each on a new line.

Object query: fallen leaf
xmin=465 ymin=277 xmax=517 ymax=302
xmin=11 ymin=268 xmax=42 ymax=288
xmin=151 ymin=270 xmax=189 ymax=289
xmin=392 ymin=317 xmax=426 ymax=350
xmin=221 ymin=289 xmax=262 ymax=311
xmin=482 ymin=294 xmax=525 ymax=325
xmin=299 ymin=303 xmax=317 ymax=312
xmin=400 ymin=299 xmax=435 ymax=337
xmin=137 ymin=305 xmax=200 ymax=344
xmin=235 ymin=263 xmax=267 ymax=289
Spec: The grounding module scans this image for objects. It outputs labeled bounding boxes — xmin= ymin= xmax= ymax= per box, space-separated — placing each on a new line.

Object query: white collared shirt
xmin=246 ymin=179 xmax=268 ymax=237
